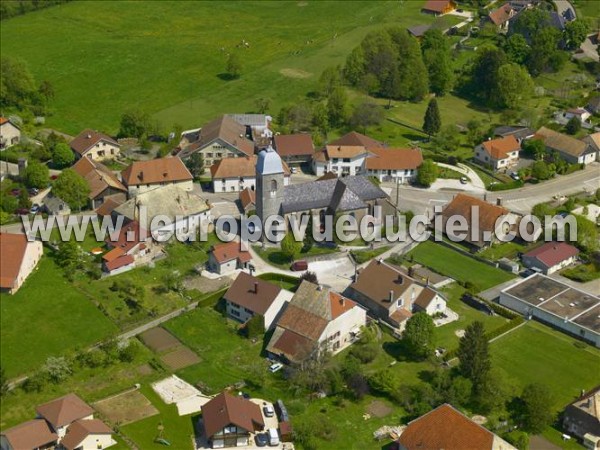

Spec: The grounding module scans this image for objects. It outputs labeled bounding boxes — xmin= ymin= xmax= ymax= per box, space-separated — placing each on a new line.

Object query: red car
xmin=290 ymin=260 xmax=308 ymax=271
xmin=14 ymin=208 xmax=29 ymax=215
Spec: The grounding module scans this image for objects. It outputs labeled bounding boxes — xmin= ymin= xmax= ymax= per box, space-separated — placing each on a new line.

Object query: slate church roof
xmin=280 ymin=175 xmax=387 ymax=214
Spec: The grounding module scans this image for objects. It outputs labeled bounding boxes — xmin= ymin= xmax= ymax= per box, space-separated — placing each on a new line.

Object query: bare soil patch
xmin=161 ymin=346 xmax=202 ymax=370
xmin=94 ymin=389 xmax=158 ymax=425
xmin=140 ymin=327 xmax=181 ymax=353
xmin=367 ymin=400 xmax=393 ymax=418
xmin=279 ymin=68 xmax=312 ymax=79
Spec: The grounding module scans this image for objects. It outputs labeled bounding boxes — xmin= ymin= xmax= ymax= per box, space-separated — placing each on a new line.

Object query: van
xmin=267 ymin=428 xmax=279 ymax=446
xmin=291 ymin=260 xmax=308 ymax=271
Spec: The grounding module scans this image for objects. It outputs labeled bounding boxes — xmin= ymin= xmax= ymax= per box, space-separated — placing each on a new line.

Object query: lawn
xmin=121 ymin=384 xmax=196 ymax=450
xmin=0 ymin=340 xmax=159 ymax=429
xmin=74 ymin=239 xmax=217 ymax=329
xmin=406 ymin=240 xmax=515 ymax=292
xmin=561 ymin=263 xmax=600 ymax=282
xmin=490 ymin=321 xmax=600 ymax=411
xmin=478 ymin=241 xmax=530 ymax=261
xmin=350 ymin=245 xmax=392 ymax=264
xmin=0 ymin=256 xmax=118 ymax=379
xmin=253 ymin=243 xmax=339 ymax=269
xmin=0 ymin=1 xmax=441 ymax=134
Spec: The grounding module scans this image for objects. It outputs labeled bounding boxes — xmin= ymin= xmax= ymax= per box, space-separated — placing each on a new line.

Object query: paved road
xmin=384 ymin=163 xmax=600 ymax=215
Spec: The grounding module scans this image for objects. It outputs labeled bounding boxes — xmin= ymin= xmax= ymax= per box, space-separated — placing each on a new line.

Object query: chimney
xmin=389 ymin=290 xmax=394 ymax=303
xmin=317 ymin=285 xmax=323 ymax=291
xmin=163 ymin=171 xmax=168 ymax=177
xmin=496 ymin=197 xmax=503 ymax=206
xmin=397 ymin=274 xmax=404 ymax=284
xmin=138 ymin=171 xmax=144 ymax=181
xmin=408 ymin=266 xmax=414 ymax=278
xmin=484 ymin=193 xmax=487 ymax=202
xmin=87 ymin=133 xmax=91 ymax=139
xmin=340 ymin=297 xmax=345 ymax=307
xmin=254 ymin=281 xmax=258 ymax=294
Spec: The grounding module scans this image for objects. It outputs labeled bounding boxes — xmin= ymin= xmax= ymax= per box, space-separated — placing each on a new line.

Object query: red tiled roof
xmin=268 ymin=328 xmax=315 ymax=361
xmin=329 ymin=131 xmax=383 ymax=150
xmin=329 ymin=291 xmax=357 ymax=319
xmin=61 ymin=419 xmax=112 ymax=450
xmin=489 ymin=3 xmax=514 ymax=25
xmin=422 ymin=0 xmax=455 ymax=13
xmin=481 ymin=135 xmax=520 ymax=160
xmin=182 ymin=115 xmax=255 ymax=158
xmin=210 ymin=155 xmax=290 ymax=179
xmin=0 ymin=233 xmax=30 ymax=289
xmin=366 ymin=148 xmax=423 ymax=170
xmin=211 ymin=240 xmax=252 ymax=265
xmin=442 ymin=194 xmax=509 ymax=234
xmin=121 ymin=157 xmax=192 ymax=187
xmin=104 ymin=255 xmax=135 ymax=272
xmin=397 ymin=404 xmax=496 ymax=450
xmin=106 ymin=220 xmax=148 ymax=254
xmin=1 ymin=419 xmax=58 ymax=450
xmin=70 ymin=129 xmax=119 ymax=156
xmin=239 ymin=187 xmax=256 ymax=209
xmin=524 ymin=242 xmax=579 ymax=269
xmin=202 ymin=392 xmax=265 ymax=438
xmin=274 ymin=134 xmax=314 ymax=157
xmin=223 ymin=272 xmax=279 ymax=316
xmin=0 ymin=117 xmax=8 ymax=125
xmin=36 ymin=393 xmax=94 ymax=428
xmin=95 ymin=197 xmax=123 ymax=216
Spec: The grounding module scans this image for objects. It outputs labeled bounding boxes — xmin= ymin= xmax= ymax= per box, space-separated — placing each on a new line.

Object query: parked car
xmin=10 ymin=189 xmax=21 ymax=197
xmin=460 ymin=176 xmax=468 ymax=184
xmin=267 ymin=428 xmax=279 ymax=446
xmin=290 ymin=167 xmax=297 ymax=174
xmin=30 ymin=204 xmax=40 ymax=214
xmin=263 ymin=404 xmax=275 ymax=417
xmin=269 ymin=362 xmax=283 ymax=373
xmin=14 ymin=208 xmax=29 ymax=215
xmin=510 ymin=172 xmax=520 ymax=181
xmin=255 ymin=433 xmax=269 ymax=447
xmin=28 ymin=188 xmax=39 ymax=196
xmin=291 ymin=260 xmax=308 ymax=271
xmin=275 ymin=400 xmax=290 ymax=422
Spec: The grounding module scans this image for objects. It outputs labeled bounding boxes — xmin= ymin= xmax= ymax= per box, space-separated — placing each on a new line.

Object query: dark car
xmin=30 ymin=204 xmax=40 ymax=214
xmin=15 ymin=208 xmax=29 ymax=215
xmin=10 ymin=189 xmax=21 ymax=197
xmin=255 ymin=433 xmax=269 ymax=447
xmin=28 ymin=188 xmax=39 ymax=196
xmin=291 ymin=260 xmax=308 ymax=271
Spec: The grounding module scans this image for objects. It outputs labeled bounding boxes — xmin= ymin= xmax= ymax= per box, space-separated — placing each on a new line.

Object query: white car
xmin=268 ymin=362 xmax=283 ymax=373
xmin=267 ymin=428 xmax=279 ymax=446
xmin=263 ymin=403 xmax=275 ymax=417
xmin=290 ymin=167 xmax=297 ymax=174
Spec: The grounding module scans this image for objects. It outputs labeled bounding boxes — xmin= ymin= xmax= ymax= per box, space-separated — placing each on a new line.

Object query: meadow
xmin=0 ymin=256 xmax=118 ymax=378
xmin=0 ymin=0 xmax=443 ymax=135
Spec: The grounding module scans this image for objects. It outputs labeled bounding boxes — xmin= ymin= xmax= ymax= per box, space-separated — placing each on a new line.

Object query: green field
xmin=406 ymin=240 xmax=515 ymax=292
xmin=0 ymin=1 xmax=443 ymax=134
xmin=0 ymin=256 xmax=118 ymax=378
xmin=491 ymin=321 xmax=600 ymax=410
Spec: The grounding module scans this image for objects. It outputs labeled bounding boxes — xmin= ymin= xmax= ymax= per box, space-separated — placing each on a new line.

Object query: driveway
xmin=435 ymin=162 xmax=486 ymax=190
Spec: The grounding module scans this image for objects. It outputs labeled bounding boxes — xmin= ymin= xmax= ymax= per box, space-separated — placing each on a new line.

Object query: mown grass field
xmin=0 ymin=256 xmax=118 ymax=378
xmin=491 ymin=321 xmax=600 ymax=411
xmin=0 ymin=1 xmax=445 ymax=134
xmin=406 ymin=240 xmax=515 ymax=292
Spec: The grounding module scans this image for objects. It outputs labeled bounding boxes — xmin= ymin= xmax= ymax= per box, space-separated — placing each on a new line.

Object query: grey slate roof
xmin=281 ymin=175 xmax=387 ymax=214
xmin=493 ymin=126 xmax=535 ymax=140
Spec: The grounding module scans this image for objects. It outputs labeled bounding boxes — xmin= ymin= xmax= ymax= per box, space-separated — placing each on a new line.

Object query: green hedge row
xmin=258 ymin=272 xmax=300 ymax=286
xmin=485 ymin=316 xmax=525 ymax=341
xmin=196 ymin=287 xmax=228 ymax=307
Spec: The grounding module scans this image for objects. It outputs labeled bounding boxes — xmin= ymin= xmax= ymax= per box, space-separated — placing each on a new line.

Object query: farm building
xmin=499 ymin=274 xmax=600 ymax=348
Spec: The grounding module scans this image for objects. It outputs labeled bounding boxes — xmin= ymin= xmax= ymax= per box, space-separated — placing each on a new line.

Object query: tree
xmin=343 ymin=46 xmax=366 ymax=86
xmin=574 ymin=215 xmax=599 ymax=253
xmin=505 ymin=431 xmax=529 ymax=450
xmin=565 ymin=116 xmax=581 ymax=135
xmin=527 ymin=27 xmax=564 ymax=75
xmin=423 ymin=98 xmax=441 ymax=137
xmin=38 ymin=80 xmax=55 ymax=101
xmin=458 ymin=321 xmax=491 ymax=393
xmin=327 ymin=87 xmax=348 ymax=127
xmin=519 ymin=383 xmax=554 ymax=433
xmin=43 ymin=356 xmax=72 ymax=384
xmin=433 ymin=125 xmax=460 ymax=152
xmin=350 ymin=102 xmax=383 ymax=133
xmin=390 ymin=28 xmax=429 ymax=101
xmin=564 ymin=20 xmax=589 ymax=50
xmin=531 ymin=160 xmax=550 ymax=180
xmin=245 ymin=314 xmax=264 ymax=339
xmin=0 ymin=56 xmax=44 ymax=114
xmin=56 ymin=240 xmax=82 ymax=272
xmin=311 ymin=103 xmax=329 ymax=137
xmin=118 ymin=110 xmax=149 ymax=139
xmin=504 ymin=34 xmax=530 ymax=65
xmin=52 ymin=169 xmax=90 ymax=210
xmin=416 ymin=159 xmax=438 ymax=187
xmin=281 ymin=232 xmax=302 ymax=261
xmin=299 ymin=271 xmax=318 ymax=284
xmin=226 ymin=53 xmax=242 ymax=79
xmin=254 ymin=97 xmax=271 ymax=114
xmin=24 ymin=161 xmax=49 ymax=189
xmin=421 ymin=29 xmax=453 ymax=96
xmin=0 ymin=365 xmax=7 ymax=397
xmin=469 ymin=47 xmax=507 ymax=105
xmin=522 ymin=138 xmax=545 ymax=160
xmin=51 ymin=142 xmax=74 ymax=168
xmin=402 ymin=312 xmax=435 ymax=359
xmin=496 ymin=63 xmax=534 ymax=109
xmin=319 ymin=66 xmax=342 ymax=97
xmin=185 ymin=152 xmax=205 ymax=178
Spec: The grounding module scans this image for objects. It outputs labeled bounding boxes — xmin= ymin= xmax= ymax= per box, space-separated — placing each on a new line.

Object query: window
xmin=270 ymin=179 xmax=277 ymax=198
xmin=342 ymin=158 xmax=350 ymax=163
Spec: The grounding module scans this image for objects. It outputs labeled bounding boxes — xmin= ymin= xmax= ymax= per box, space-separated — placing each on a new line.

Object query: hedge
xmin=196 ymin=287 xmax=228 ymax=307
xmin=258 ymin=272 xmax=300 ymax=286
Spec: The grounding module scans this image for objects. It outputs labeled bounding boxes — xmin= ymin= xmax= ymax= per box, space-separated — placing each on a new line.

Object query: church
xmin=255 ymin=146 xmax=389 ymax=238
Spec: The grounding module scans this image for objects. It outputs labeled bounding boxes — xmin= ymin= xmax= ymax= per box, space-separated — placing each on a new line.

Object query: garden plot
xmin=94 ymin=388 xmax=159 ymax=425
